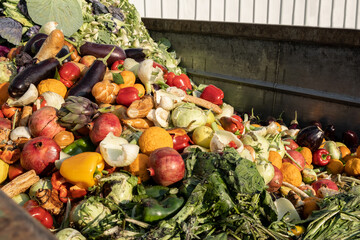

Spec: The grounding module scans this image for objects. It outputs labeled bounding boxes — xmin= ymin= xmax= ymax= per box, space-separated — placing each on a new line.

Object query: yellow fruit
xmin=327 ymin=159 xmax=344 ymax=175
xmin=281 ymin=162 xmax=302 ymax=187
xmin=138 ymin=127 xmax=173 ymax=155
xmin=268 ymin=151 xmax=282 ymax=169
xmin=37 ymin=79 xmax=67 ymax=98
xmin=356 ymin=145 xmax=360 ymax=157
xmin=291 ymin=225 xmax=306 ymax=236
xmin=124 ymin=153 xmax=150 ymax=183
xmin=339 ymin=145 xmax=351 ymax=159
xmin=345 ymin=158 xmax=360 ymax=176
xmin=0 ymin=159 xmax=9 ymax=184
xmin=300 ymin=147 xmax=312 ymax=165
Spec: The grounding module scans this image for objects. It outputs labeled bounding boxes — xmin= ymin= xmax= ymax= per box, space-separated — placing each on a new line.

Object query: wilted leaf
xmin=0 ymin=17 xmax=23 ymax=45
xmin=26 ymin=0 xmax=83 ymax=37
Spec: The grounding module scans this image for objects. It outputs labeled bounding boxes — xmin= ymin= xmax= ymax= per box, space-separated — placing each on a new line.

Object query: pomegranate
xmin=28 ymin=106 xmax=65 ymax=138
xmin=311 ymin=179 xmax=338 ymax=196
xmin=89 ymin=113 xmax=122 ymax=145
xmin=148 ymin=147 xmax=185 ymax=186
xmin=20 ymin=136 xmax=61 ymax=175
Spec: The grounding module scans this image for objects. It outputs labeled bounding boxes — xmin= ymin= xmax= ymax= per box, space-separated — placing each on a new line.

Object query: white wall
xmin=129 ymin=0 xmax=360 ymax=29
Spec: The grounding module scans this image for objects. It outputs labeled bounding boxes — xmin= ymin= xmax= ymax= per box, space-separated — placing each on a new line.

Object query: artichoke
xmin=57 ymin=96 xmax=99 ymax=131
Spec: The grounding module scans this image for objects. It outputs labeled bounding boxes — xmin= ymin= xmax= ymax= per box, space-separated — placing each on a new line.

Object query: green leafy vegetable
xmin=26 ymin=0 xmax=83 ymax=36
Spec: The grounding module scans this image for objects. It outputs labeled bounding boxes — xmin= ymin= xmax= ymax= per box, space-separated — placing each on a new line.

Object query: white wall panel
xmin=129 ymin=0 xmax=360 ymax=29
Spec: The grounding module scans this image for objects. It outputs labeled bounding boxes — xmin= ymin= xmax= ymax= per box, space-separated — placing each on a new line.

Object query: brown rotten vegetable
xmin=34 ymin=29 xmax=64 ymax=63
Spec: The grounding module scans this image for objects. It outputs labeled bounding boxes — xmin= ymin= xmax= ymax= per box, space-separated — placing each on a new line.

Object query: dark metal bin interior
xmin=144 ymin=19 xmax=360 ymax=139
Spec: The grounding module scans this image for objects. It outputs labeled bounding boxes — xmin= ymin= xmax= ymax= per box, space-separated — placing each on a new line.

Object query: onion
xmin=7 ymin=84 xmax=38 ymax=107
xmin=99 ymin=132 xmax=139 ymax=167
xmin=41 ymin=91 xmax=65 ymax=110
xmin=10 ymin=126 xmax=31 ymax=141
xmin=148 ymin=147 xmax=185 ymax=186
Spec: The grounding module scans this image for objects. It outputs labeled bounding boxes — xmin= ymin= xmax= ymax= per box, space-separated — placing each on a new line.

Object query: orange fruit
xmin=339 ymin=145 xmax=351 ymax=159
xmin=326 ymin=159 xmax=344 ymax=175
xmin=268 ymin=151 xmax=282 ymax=169
xmin=281 ymin=162 xmax=302 ymax=187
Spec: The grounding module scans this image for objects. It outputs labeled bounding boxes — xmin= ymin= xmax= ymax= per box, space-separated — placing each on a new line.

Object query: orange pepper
xmin=133 ymin=83 xmax=145 ymax=98
xmin=119 ymin=70 xmax=136 ymax=89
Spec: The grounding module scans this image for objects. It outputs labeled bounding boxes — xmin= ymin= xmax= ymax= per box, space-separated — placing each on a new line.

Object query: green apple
xmin=192 ymin=126 xmax=214 ymax=148
xmin=206 ymin=111 xmax=215 ymax=125
xmin=12 ymin=193 xmax=30 ymax=206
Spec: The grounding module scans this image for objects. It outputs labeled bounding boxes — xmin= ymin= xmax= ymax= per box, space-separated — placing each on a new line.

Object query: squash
xmin=0 ymin=82 xmax=10 ymax=105
xmin=91 ymin=79 xmax=120 ymax=104
xmin=34 ymin=29 xmax=64 ymax=63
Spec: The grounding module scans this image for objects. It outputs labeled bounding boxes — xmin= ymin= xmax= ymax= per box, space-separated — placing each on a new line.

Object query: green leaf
xmin=112 ymin=73 xmax=124 ymax=84
xmin=54 ymin=68 xmax=60 ymax=80
xmin=26 ymin=0 xmax=83 ymax=37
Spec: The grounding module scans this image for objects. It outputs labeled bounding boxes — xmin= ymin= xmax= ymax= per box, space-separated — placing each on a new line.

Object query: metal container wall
xmin=144 ymin=18 xmax=360 ymax=138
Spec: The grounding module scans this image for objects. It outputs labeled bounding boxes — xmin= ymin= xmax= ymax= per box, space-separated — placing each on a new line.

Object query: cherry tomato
xmin=116 ymin=87 xmax=140 ymax=107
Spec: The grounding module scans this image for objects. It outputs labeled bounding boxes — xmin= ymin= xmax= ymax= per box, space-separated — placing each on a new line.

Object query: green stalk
xmin=284 ymin=151 xmax=303 ymax=170
xmin=304 ymin=210 xmax=340 ymax=238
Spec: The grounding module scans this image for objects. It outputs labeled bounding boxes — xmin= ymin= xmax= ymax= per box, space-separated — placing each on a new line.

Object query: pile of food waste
xmin=1 ymin=0 xmax=360 ymax=240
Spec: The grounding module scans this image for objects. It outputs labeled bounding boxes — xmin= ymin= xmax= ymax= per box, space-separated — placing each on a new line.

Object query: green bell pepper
xmin=142 ymin=195 xmax=184 ymax=223
xmin=62 ymin=137 xmax=96 ymax=155
xmin=145 ymin=185 xmax=169 ymax=199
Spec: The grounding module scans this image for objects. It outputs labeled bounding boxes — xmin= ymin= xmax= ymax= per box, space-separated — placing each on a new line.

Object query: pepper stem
xmin=56 ymin=51 xmax=73 ymax=64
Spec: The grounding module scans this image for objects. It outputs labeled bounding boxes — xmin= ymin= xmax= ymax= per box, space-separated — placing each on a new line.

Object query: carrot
xmin=34 ymin=29 xmax=65 ymax=63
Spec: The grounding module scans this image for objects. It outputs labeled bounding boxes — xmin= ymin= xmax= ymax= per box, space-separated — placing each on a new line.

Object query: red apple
xmin=89 ymin=113 xmax=122 ymax=145
xmin=311 ymin=179 xmax=338 ymax=196
xmin=0 ymin=117 xmax=11 ymax=129
xmin=283 ymin=149 xmax=306 ymax=171
xmin=8 ymin=163 xmax=25 ymax=180
xmin=20 ymin=136 xmax=61 ymax=175
xmin=267 ymin=165 xmax=283 ymax=192
xmin=28 ymin=106 xmax=65 ymax=138
xmin=283 ymin=138 xmax=299 ymax=150
xmin=148 ymin=147 xmax=185 ymax=186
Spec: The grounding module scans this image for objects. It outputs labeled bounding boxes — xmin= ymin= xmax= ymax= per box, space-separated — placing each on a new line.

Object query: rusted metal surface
xmin=0 ymin=190 xmax=57 ymax=240
xmin=143 ymin=19 xmax=360 ymax=137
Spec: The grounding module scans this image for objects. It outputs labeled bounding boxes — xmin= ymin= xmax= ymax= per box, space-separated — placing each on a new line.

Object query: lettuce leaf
xmin=26 ymin=0 xmax=83 ymax=36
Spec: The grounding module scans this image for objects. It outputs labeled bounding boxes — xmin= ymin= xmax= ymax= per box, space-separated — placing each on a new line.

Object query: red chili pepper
xmin=153 ymin=61 xmax=168 ymax=74
xmin=172 ymin=134 xmax=191 ymax=152
xmin=51 ymin=171 xmax=87 ymax=203
xmin=200 ymin=85 xmax=224 ymax=105
xmin=0 ymin=110 xmax=3 ymax=118
xmin=171 ymin=74 xmax=192 ymax=92
xmin=116 ymin=87 xmax=140 ymax=107
xmin=232 ymin=114 xmax=243 ymax=123
xmin=219 ymin=116 xmax=245 ymax=138
xmin=165 ymin=72 xmax=176 ymax=86
xmin=313 ymin=149 xmax=331 ymax=166
xmin=168 ymin=128 xmax=193 ymax=152
xmin=111 ymin=59 xmax=125 ymax=71
xmin=58 ymin=62 xmax=81 ymax=88
xmin=228 ymin=141 xmax=238 ymax=149
xmin=32 ymin=96 xmax=47 ymax=111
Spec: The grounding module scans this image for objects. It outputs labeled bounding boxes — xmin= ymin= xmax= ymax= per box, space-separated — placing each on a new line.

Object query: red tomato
xmin=23 ymin=200 xmax=39 ymax=210
xmin=27 ymin=206 xmax=53 ymax=229
xmin=116 ymin=87 xmax=140 ymax=107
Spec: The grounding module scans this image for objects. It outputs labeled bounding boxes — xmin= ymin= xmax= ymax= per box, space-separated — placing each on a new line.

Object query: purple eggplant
xmin=309 ymin=120 xmax=322 ymax=129
xmin=296 ymin=125 xmax=324 ymax=152
xmin=125 ymin=48 xmax=146 ymax=62
xmin=79 ymin=42 xmax=125 ymax=66
xmin=67 ymin=48 xmax=115 ymax=100
xmin=324 ymin=124 xmax=337 ymax=141
xmin=342 ymin=130 xmax=359 ymax=152
xmin=288 ymin=111 xmax=299 ymax=129
xmin=23 ymin=33 xmax=47 ymax=55
xmin=8 ymin=58 xmax=59 ymax=98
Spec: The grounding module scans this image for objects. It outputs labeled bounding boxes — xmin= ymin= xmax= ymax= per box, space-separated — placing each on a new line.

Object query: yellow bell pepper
xmin=0 ymin=159 xmax=9 ymax=184
xmin=60 ymin=152 xmax=105 ymax=189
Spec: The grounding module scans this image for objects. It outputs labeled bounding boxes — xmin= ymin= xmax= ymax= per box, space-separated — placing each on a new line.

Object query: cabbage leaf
xmin=26 ymin=0 xmax=83 ymax=36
